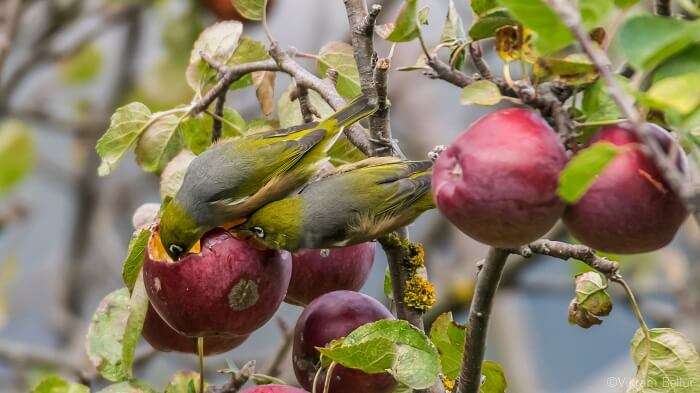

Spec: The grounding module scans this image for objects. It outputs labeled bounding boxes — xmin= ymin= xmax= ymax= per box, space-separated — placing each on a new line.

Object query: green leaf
xmin=186 ymin=21 xmax=243 ymax=94
xmin=471 ymin=0 xmax=502 ymax=16
xmin=86 ymin=280 xmax=149 ymax=382
xmin=96 ymin=380 xmax=157 ymax=393
xmin=180 ymin=109 xmax=246 ymax=154
xmin=319 ymin=319 xmax=440 ymax=389
xmin=60 ymin=44 xmax=103 ymax=85
xmin=628 ymin=328 xmax=700 ymax=393
xmin=160 ymin=149 xmax=196 ymax=200
xmin=581 ymin=79 xmax=624 ymax=124
xmin=496 ymin=0 xmax=573 ymax=55
xmin=317 ymin=41 xmax=361 ymax=99
xmin=121 ymin=229 xmax=150 ymax=293
xmin=429 ymin=313 xmax=466 ymax=379
xmin=536 ymin=53 xmax=598 ymax=86
xmin=440 ymin=0 xmax=467 ymax=69
xmin=96 ymin=102 xmax=152 ymax=176
xmin=135 ymin=113 xmax=185 ymax=175
xmin=557 ymin=142 xmax=620 ymax=203
xmin=0 ymin=120 xmax=35 ymax=196
xmin=469 ymin=10 xmax=516 ymax=40
xmin=384 ymin=267 xmax=393 ymax=301
xmin=32 ymin=375 xmax=89 ymax=393
xmin=618 ymin=16 xmax=700 ymax=71
xmin=232 ymin=0 xmax=268 ymax=21
xmin=614 ymin=0 xmax=641 ymax=8
xmin=644 ymin=73 xmax=700 ymax=115
xmin=319 ymin=337 xmax=396 ymax=373
xmin=579 ymin=0 xmax=613 ymax=29
xmin=386 ymin=0 xmax=421 ymax=42
xmin=460 ymin=80 xmax=502 ymax=106
xmin=277 ymin=84 xmax=333 ymax=128
xmin=481 ymin=361 xmax=508 ymax=393
xmin=165 ymin=371 xmax=205 ymax=393
xmin=121 ymin=275 xmax=149 ymax=379
xmin=86 ymin=288 xmax=131 ymax=381
xmin=418 ymin=6 xmax=430 ymax=25
xmin=574 ymin=272 xmax=612 ymax=316
xmin=227 ymin=37 xmax=270 ymax=91
xmin=652 ymin=45 xmax=700 ymax=84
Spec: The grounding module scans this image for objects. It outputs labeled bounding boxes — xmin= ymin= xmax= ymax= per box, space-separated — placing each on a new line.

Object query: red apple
xmin=563 ymin=123 xmax=689 ymax=253
xmin=285 ymin=243 xmax=375 ymax=306
xmin=293 ymin=291 xmax=396 ymax=393
xmin=240 ymin=385 xmax=308 ymax=393
xmin=142 ymin=305 xmax=248 ymax=356
xmin=433 ymin=108 xmax=568 ymax=247
xmin=144 ymin=228 xmax=292 ymax=337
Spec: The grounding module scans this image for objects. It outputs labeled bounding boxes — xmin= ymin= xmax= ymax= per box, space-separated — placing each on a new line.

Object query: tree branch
xmin=211 ymin=91 xmax=226 ymax=143
xmin=544 ymin=0 xmax=699 ymax=217
xmin=656 ymin=0 xmax=672 ymax=16
xmin=343 ymin=0 xmax=380 ymax=102
xmin=455 ymin=248 xmax=510 ymax=393
xmin=505 ymin=239 xmax=620 ymax=277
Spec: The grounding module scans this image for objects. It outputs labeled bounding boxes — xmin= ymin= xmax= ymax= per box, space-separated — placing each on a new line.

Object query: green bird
xmin=159 ymin=94 xmax=377 ymax=259
xmin=236 ymin=156 xmax=435 ymax=251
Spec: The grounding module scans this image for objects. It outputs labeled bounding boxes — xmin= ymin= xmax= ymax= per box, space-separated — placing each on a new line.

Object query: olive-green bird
xmin=159 ymin=95 xmax=377 ymax=259
xmin=236 ymin=156 xmax=435 ymax=251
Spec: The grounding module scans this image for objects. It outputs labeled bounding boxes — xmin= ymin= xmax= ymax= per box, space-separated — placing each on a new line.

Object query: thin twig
xmin=468 ymin=42 xmax=492 ymax=80
xmin=0 ymin=0 xmax=22 ymax=77
xmin=265 ymin=318 xmax=293 ymax=378
xmin=544 ymin=0 xmax=699 ymax=216
xmin=455 ymin=248 xmax=510 ymax=393
xmin=211 ymin=92 xmax=226 ymax=143
xmin=292 ymin=84 xmax=317 ymax=123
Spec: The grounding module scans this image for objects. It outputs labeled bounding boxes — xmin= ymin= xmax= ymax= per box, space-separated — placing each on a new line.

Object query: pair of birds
xmin=159 ymin=94 xmax=434 ymax=260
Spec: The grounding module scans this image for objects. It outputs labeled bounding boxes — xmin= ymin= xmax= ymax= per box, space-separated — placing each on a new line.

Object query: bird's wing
xmin=206 ymin=129 xmax=327 ymax=209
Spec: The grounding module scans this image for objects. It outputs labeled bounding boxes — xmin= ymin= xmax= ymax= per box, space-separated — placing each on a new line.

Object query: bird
xmin=158 ymin=94 xmax=377 ymax=259
xmin=236 ymin=156 xmax=435 ymax=251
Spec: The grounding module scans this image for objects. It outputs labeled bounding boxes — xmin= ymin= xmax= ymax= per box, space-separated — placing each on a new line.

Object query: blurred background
xmin=0 ymin=0 xmax=698 ymax=392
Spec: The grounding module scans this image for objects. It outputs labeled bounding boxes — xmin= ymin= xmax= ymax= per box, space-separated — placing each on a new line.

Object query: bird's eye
xmin=169 ymin=244 xmax=184 ymax=255
xmin=252 ymin=226 xmax=265 ymax=238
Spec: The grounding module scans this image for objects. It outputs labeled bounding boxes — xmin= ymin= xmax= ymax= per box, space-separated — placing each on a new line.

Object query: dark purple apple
xmin=293 ymin=291 xmax=396 ymax=393
xmin=433 ymin=108 xmax=568 ymax=247
xmin=142 ymin=305 xmax=248 ymax=356
xmin=144 ymin=228 xmax=292 ymax=337
xmin=563 ymin=123 xmax=689 ymax=253
xmin=285 ymin=243 xmax=375 ymax=306
xmin=240 ymin=385 xmax=308 ymax=393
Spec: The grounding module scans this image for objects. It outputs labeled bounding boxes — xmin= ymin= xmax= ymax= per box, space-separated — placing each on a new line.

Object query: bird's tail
xmin=324 ymin=94 xmax=378 ymax=129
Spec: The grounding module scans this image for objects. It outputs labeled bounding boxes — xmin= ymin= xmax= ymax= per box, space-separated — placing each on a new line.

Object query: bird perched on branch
xmin=158 ymin=95 xmax=377 ymax=259
xmin=236 ymin=156 xmax=435 ymax=251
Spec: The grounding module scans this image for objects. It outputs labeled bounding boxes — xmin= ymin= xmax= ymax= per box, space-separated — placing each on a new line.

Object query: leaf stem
xmin=611 ymin=274 xmax=651 ymax=338
xmin=197 ymin=337 xmax=205 ymax=393
xmin=574 ymin=118 xmax=628 ymax=128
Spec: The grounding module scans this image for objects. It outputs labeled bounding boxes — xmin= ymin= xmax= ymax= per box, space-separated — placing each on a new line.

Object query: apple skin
xmin=142 ymin=305 xmax=248 ymax=356
xmin=144 ymin=228 xmax=292 ymax=337
xmin=432 ymin=108 xmax=568 ymax=247
xmin=563 ymin=123 xmax=689 ymax=254
xmin=285 ymin=243 xmax=375 ymax=306
xmin=240 ymin=385 xmax=308 ymax=393
xmin=293 ymin=291 xmax=396 ymax=393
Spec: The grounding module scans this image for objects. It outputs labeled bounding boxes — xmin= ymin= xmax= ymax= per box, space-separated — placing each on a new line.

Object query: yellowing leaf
xmin=186 ymin=21 xmax=243 ymax=94
xmin=32 ymin=375 xmax=89 ymax=393
xmin=495 ymin=25 xmax=536 ymax=63
xmin=460 ymin=80 xmax=502 ymax=106
xmin=232 ymin=0 xmax=268 ymax=21
xmin=628 ymin=328 xmax=700 ymax=393
xmin=645 ymin=73 xmax=700 ymax=115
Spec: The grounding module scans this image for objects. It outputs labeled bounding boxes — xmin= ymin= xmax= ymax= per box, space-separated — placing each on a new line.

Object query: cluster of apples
xmin=432 ymin=108 xmax=689 ymax=253
xmin=140 ymin=225 xmax=388 ymax=392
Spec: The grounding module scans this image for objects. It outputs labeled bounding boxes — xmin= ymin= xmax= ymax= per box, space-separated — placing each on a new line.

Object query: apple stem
xmin=323 ymin=362 xmax=337 ymax=393
xmin=197 ymin=337 xmax=205 ymax=393
xmin=311 ymin=366 xmax=324 ymax=393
